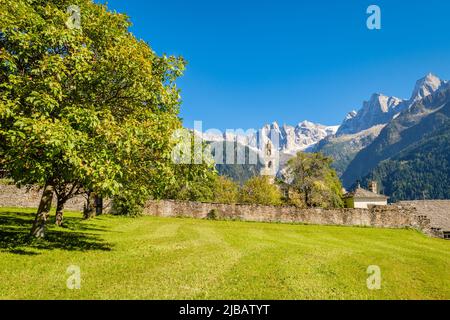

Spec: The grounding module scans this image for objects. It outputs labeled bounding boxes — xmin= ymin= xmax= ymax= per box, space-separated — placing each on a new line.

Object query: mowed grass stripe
xmin=0 ymin=208 xmax=449 ymax=300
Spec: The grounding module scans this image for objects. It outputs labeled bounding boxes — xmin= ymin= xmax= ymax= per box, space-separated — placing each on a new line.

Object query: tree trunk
xmin=83 ymin=191 xmax=96 ymax=219
xmin=30 ymin=184 xmax=55 ymax=238
xmin=95 ymin=195 xmax=103 ymax=216
xmin=55 ymin=197 xmax=65 ymax=227
xmin=304 ymin=188 xmax=310 ymax=208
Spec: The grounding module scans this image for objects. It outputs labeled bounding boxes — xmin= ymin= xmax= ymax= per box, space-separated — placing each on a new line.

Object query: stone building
xmin=343 ymin=181 xmax=388 ymax=209
xmin=259 ymin=140 xmax=278 ymax=180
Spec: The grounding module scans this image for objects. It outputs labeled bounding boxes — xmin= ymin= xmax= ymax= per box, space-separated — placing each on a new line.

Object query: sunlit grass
xmin=0 ymin=207 xmax=449 ymax=300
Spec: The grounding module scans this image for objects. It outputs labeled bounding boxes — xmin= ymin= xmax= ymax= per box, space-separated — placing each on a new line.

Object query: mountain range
xmin=198 ymin=121 xmax=339 ymax=155
xmin=336 ymin=73 xmax=445 ymax=136
xmin=199 ymin=73 xmax=450 ymax=200
xmin=314 ymin=73 xmax=448 ymax=177
xmin=340 ymin=74 xmax=448 ymax=183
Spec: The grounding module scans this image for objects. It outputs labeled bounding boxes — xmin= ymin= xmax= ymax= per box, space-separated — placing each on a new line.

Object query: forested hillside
xmin=363 ymin=121 xmax=450 ymax=202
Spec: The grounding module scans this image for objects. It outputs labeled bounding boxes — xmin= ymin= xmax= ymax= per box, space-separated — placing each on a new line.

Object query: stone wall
xmin=1 ymin=184 xmax=444 ymax=238
xmin=0 ymin=184 xmax=88 ymax=212
xmin=143 ymin=200 xmax=434 ymax=235
xmin=400 ymin=200 xmax=450 ymax=237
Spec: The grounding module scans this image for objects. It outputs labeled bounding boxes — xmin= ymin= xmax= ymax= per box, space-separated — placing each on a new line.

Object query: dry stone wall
xmin=143 ymin=200 xmax=434 ymax=236
xmin=1 ymin=184 xmax=445 ymax=238
xmin=0 ymin=185 xmax=86 ymax=211
xmin=400 ymin=200 xmax=450 ymax=238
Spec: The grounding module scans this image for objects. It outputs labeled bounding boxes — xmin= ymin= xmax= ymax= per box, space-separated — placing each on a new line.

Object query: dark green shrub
xmin=207 ymin=209 xmax=219 ymax=220
xmin=112 ymin=195 xmax=144 ymax=216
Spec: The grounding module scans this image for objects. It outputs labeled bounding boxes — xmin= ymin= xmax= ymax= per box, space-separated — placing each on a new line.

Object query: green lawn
xmin=0 ymin=207 xmax=449 ymax=300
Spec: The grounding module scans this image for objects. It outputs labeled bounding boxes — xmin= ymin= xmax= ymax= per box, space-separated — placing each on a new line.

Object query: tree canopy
xmin=0 ymin=0 xmax=206 ymax=236
xmin=284 ymin=152 xmax=343 ymax=208
xmin=240 ymin=176 xmax=283 ymax=206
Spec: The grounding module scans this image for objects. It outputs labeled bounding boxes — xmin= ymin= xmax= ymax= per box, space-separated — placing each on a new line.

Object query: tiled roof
xmin=400 ymin=200 xmax=450 ymax=232
xmin=344 ymin=187 xmax=389 ymax=200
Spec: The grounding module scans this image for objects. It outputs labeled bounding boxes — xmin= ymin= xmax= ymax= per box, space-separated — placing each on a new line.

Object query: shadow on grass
xmin=0 ymin=211 xmax=113 ymax=255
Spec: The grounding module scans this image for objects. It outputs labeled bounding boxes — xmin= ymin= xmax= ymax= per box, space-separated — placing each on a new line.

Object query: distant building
xmin=343 ymin=181 xmax=388 ymax=209
xmin=260 ymin=140 xmax=278 ymax=181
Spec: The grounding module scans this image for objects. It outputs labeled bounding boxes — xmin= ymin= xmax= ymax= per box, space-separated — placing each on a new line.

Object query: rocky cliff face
xmin=410 ymin=73 xmax=445 ymax=103
xmin=312 ymin=125 xmax=385 ymax=176
xmin=337 ymin=73 xmax=445 ymax=137
xmin=337 ymin=94 xmax=404 ymax=136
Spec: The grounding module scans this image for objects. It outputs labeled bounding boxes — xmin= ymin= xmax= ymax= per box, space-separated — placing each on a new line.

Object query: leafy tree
xmin=167 ymin=170 xmax=216 ymax=203
xmin=162 ymin=129 xmax=218 ymax=204
xmin=285 ymin=152 xmax=343 ymax=208
xmin=164 ymin=172 xmax=239 ymax=205
xmin=213 ymin=176 xmax=239 ymax=204
xmin=240 ymin=176 xmax=283 ymax=206
xmin=0 ymin=0 xmax=186 ymax=236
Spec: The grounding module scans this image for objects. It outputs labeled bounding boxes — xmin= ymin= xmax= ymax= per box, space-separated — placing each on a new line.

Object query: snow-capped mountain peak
xmin=366 ymin=93 xmax=404 ymax=113
xmin=411 ymin=73 xmax=444 ymax=102
xmin=269 ymin=122 xmax=281 ymax=133
xmin=197 ymin=121 xmax=339 ymax=156
xmin=336 ymin=93 xmax=403 ymax=135
xmin=337 ymin=73 xmax=449 ymax=136
xmin=298 ymin=120 xmax=316 ymax=128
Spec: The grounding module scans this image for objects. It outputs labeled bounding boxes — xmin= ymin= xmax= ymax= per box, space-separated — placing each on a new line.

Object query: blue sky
xmin=100 ymin=0 xmax=450 ymax=130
